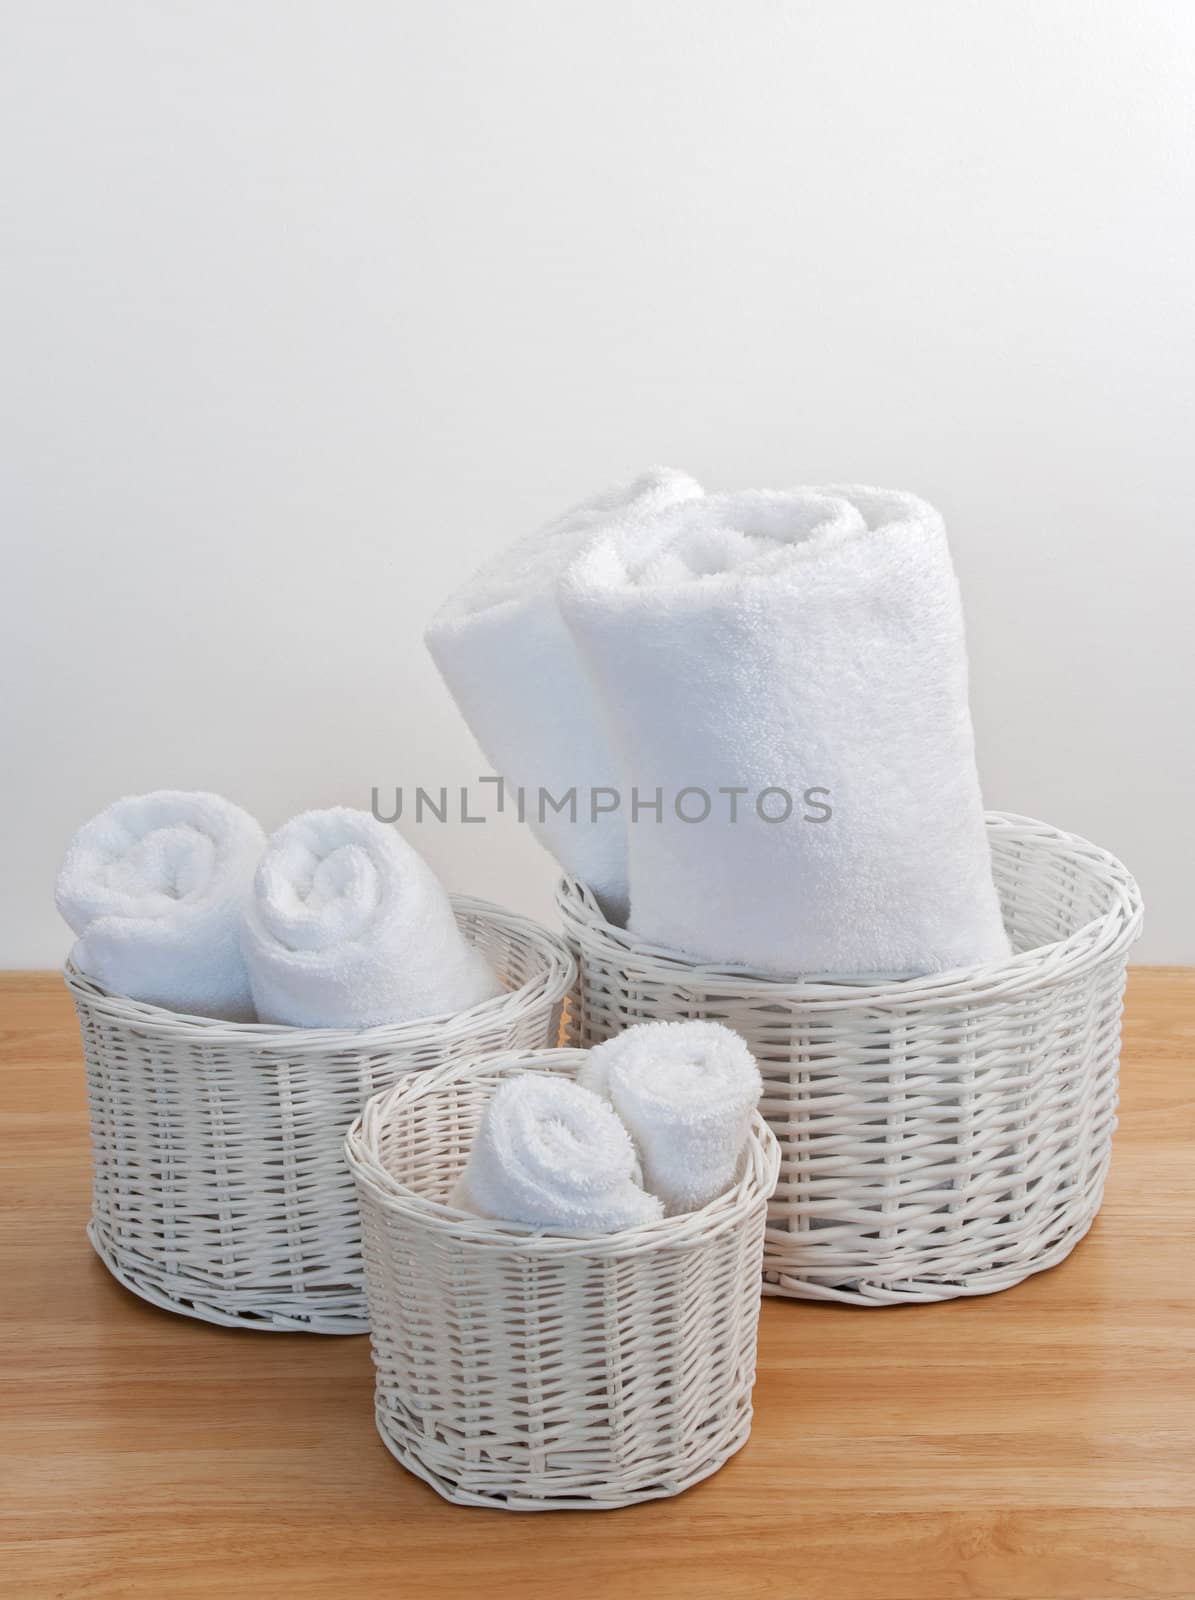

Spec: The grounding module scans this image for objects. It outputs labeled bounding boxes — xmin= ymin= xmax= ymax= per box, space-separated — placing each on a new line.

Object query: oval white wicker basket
xmin=558 ymin=813 xmax=1143 ymax=1306
xmin=345 ymin=1047 xmax=780 ymax=1510
xmin=66 ymin=897 xmax=575 ymax=1334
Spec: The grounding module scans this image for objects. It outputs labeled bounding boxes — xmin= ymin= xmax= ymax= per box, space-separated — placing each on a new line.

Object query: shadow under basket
xmin=66 ymin=897 xmax=575 ymax=1333
xmin=345 ymin=1048 xmax=780 ymax=1510
xmin=558 ymin=813 xmax=1143 ymax=1306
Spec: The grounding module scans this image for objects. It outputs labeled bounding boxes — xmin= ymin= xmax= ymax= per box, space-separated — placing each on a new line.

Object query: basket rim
xmin=63 ymin=894 xmax=576 ymax=1051
xmin=345 ymin=1046 xmax=781 ymax=1254
xmin=557 ymin=812 xmax=1143 ymax=1010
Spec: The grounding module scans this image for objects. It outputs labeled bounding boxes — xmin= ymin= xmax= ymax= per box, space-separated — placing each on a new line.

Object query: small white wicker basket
xmin=67 ymin=898 xmax=575 ymax=1334
xmin=558 ymin=814 xmax=1143 ymax=1306
xmin=345 ymin=1048 xmax=780 ymax=1510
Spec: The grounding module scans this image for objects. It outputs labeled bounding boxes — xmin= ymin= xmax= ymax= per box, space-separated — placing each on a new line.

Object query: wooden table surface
xmin=2 ymin=969 xmax=1193 ymax=1600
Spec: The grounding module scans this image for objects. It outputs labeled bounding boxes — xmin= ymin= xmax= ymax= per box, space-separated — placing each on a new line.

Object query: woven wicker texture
xmin=67 ymin=898 xmax=575 ymax=1333
xmin=346 ymin=1048 xmax=780 ymax=1509
xmin=558 ymin=814 xmax=1143 ymax=1305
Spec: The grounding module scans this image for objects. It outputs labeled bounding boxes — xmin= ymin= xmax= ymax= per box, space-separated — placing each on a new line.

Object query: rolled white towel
xmin=578 ymin=1021 xmax=762 ymax=1215
xmin=55 ymin=790 xmax=265 ymax=1019
xmin=452 ymin=1074 xmax=664 ymax=1232
xmin=559 ymin=485 xmax=1011 ymax=978
xmin=425 ymin=468 xmax=702 ymax=922
xmin=241 ymin=808 xmax=501 ymax=1028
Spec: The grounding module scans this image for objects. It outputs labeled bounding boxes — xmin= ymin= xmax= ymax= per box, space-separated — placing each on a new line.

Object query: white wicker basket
xmin=345 ymin=1048 xmax=780 ymax=1510
xmin=67 ymin=897 xmax=575 ymax=1334
xmin=558 ymin=813 xmax=1143 ymax=1306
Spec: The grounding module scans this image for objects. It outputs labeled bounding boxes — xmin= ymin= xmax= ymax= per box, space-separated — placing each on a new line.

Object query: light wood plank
xmin=1 ymin=969 xmax=1192 ymax=1599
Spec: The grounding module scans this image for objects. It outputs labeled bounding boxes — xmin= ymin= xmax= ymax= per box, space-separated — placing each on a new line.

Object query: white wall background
xmin=3 ymin=0 xmax=1192 ymax=966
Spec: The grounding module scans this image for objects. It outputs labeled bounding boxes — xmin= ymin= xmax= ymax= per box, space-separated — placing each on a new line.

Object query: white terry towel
xmin=453 ymin=1073 xmax=664 ymax=1232
xmin=425 ymin=468 xmax=702 ymax=923
xmin=241 ymin=808 xmax=501 ymax=1028
xmin=559 ymin=486 xmax=1011 ymax=977
xmin=55 ymin=790 xmax=265 ymax=1019
xmin=578 ymin=1021 xmax=762 ymax=1215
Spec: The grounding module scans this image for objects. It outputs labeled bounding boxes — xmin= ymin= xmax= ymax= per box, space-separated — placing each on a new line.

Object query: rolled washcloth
xmin=425 ymin=468 xmax=702 ymax=923
xmin=453 ymin=1073 xmax=664 ymax=1232
xmin=241 ymin=808 xmax=501 ymax=1028
xmin=55 ymin=790 xmax=265 ymax=1019
xmin=578 ymin=1021 xmax=762 ymax=1215
xmin=559 ymin=486 xmax=1011 ymax=978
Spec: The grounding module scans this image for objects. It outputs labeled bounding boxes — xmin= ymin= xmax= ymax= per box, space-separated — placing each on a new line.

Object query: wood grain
xmin=1 ymin=968 xmax=1192 ymax=1599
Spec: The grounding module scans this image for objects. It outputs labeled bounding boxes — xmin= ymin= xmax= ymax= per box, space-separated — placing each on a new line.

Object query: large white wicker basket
xmin=558 ymin=814 xmax=1143 ymax=1306
xmin=345 ymin=1048 xmax=780 ymax=1510
xmin=67 ymin=898 xmax=575 ymax=1334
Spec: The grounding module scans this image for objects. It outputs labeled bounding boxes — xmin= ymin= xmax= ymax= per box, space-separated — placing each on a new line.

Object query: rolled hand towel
xmin=55 ymin=790 xmax=265 ymax=1019
xmin=559 ymin=486 xmax=1011 ymax=977
xmin=425 ymin=468 xmax=702 ymax=922
xmin=452 ymin=1074 xmax=664 ymax=1232
xmin=241 ymin=808 xmax=501 ymax=1028
xmin=578 ymin=1020 xmax=762 ymax=1215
